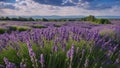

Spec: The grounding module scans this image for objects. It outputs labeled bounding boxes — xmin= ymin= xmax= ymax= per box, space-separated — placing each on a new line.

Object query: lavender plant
xmin=0 ymin=23 xmax=119 ymax=68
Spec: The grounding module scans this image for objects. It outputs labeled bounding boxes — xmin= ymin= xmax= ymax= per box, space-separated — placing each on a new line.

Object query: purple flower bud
xmin=107 ymin=50 xmax=112 ymax=57
xmin=84 ymin=58 xmax=89 ymax=68
xmin=114 ymin=58 xmax=119 ymax=64
xmin=0 ymin=65 xmax=4 ymax=68
xmin=40 ymin=54 xmax=45 ymax=68
xmin=61 ymin=43 xmax=66 ymax=51
xmin=3 ymin=57 xmax=17 ymax=68
xmin=20 ymin=62 xmax=26 ymax=68
xmin=67 ymin=44 xmax=74 ymax=61
xmin=67 ymin=49 xmax=71 ymax=58
xmin=113 ymin=44 xmax=118 ymax=52
xmin=41 ymin=41 xmax=44 ymax=48
xmin=3 ymin=57 xmax=9 ymax=65
xmin=52 ymin=45 xmax=58 ymax=52
xmin=26 ymin=40 xmax=38 ymax=68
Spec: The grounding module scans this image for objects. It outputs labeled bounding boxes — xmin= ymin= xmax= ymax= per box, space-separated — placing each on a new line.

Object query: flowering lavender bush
xmin=0 ymin=22 xmax=120 ymax=68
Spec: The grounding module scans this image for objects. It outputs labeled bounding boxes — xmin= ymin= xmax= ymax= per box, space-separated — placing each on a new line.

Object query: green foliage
xmin=17 ymin=42 xmax=32 ymax=68
xmin=5 ymin=17 xmax=10 ymax=20
xmin=41 ymin=18 xmax=48 ymax=21
xmin=48 ymin=19 xmax=58 ymax=22
xmin=0 ymin=16 xmax=35 ymax=21
xmin=18 ymin=17 xmax=28 ymax=21
xmin=0 ymin=46 xmax=21 ymax=66
xmin=8 ymin=26 xmax=31 ymax=32
xmin=0 ymin=22 xmax=7 ymax=25
xmin=95 ymin=19 xmax=111 ymax=24
xmin=0 ymin=17 xmax=11 ymax=20
xmin=81 ymin=15 xmax=111 ymax=24
xmin=32 ymin=25 xmax=47 ymax=28
xmin=99 ymin=28 xmax=115 ymax=37
xmin=8 ymin=26 xmax=17 ymax=31
xmin=53 ymin=24 xmax=61 ymax=27
xmin=35 ymin=18 xmax=49 ymax=22
xmin=99 ymin=28 xmax=120 ymax=44
xmin=28 ymin=17 xmax=34 ymax=21
xmin=17 ymin=26 xmax=31 ymax=32
xmin=85 ymin=15 xmax=96 ymax=21
xmin=12 ymin=17 xmax=18 ymax=21
xmin=0 ymin=28 xmax=7 ymax=34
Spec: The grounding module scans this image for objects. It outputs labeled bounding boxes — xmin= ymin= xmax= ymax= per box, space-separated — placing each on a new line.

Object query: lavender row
xmin=0 ymin=25 xmax=120 ymax=68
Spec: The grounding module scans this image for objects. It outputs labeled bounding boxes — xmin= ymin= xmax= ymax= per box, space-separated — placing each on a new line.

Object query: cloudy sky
xmin=0 ymin=0 xmax=120 ymax=16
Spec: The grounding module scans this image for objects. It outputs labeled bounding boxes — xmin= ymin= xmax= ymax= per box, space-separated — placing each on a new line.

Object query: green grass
xmin=8 ymin=26 xmax=17 ymax=31
xmin=0 ymin=22 xmax=7 ymax=25
xmin=31 ymin=25 xmax=47 ymax=29
xmin=53 ymin=24 xmax=61 ymax=27
xmin=17 ymin=26 xmax=31 ymax=32
xmin=0 ymin=28 xmax=7 ymax=34
xmin=8 ymin=25 xmax=31 ymax=32
xmin=99 ymin=28 xmax=115 ymax=37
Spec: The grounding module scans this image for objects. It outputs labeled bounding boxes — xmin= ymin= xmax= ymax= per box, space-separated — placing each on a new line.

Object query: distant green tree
xmin=41 ymin=18 xmax=48 ymax=21
xmin=85 ymin=15 xmax=96 ymax=21
xmin=96 ymin=19 xmax=110 ymax=24
xmin=0 ymin=28 xmax=6 ymax=34
xmin=28 ymin=17 xmax=34 ymax=21
xmin=81 ymin=15 xmax=111 ymax=24
xmin=35 ymin=19 xmax=41 ymax=21
xmin=18 ymin=17 xmax=28 ymax=21
xmin=5 ymin=17 xmax=10 ymax=20
xmin=11 ymin=18 xmax=18 ymax=21
xmin=0 ymin=17 xmax=5 ymax=20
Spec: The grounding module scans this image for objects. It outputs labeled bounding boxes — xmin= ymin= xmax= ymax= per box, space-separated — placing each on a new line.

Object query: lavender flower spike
xmin=3 ymin=57 xmax=17 ymax=68
xmin=20 ymin=62 xmax=26 ymax=68
xmin=40 ymin=54 xmax=45 ymax=68
xmin=84 ymin=58 xmax=89 ymax=68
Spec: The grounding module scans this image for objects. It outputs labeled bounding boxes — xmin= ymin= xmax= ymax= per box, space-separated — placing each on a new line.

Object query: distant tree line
xmin=0 ymin=16 xmax=81 ymax=22
xmin=0 ymin=16 xmax=111 ymax=24
xmin=0 ymin=17 xmax=35 ymax=21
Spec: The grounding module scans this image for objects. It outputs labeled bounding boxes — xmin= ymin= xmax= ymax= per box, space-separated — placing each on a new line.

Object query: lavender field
xmin=0 ymin=20 xmax=120 ymax=68
xmin=1 ymin=0 xmax=120 ymax=68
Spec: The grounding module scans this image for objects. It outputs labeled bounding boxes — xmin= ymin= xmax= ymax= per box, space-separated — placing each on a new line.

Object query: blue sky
xmin=0 ymin=0 xmax=120 ymax=16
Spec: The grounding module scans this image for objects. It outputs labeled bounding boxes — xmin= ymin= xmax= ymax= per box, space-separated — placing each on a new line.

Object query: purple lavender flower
xmin=107 ymin=50 xmax=112 ymax=57
xmin=40 ymin=54 xmax=45 ymax=68
xmin=20 ymin=62 xmax=26 ymax=68
xmin=54 ymin=38 xmax=59 ymax=45
xmin=52 ymin=45 xmax=58 ymax=52
xmin=113 ymin=44 xmax=118 ymax=52
xmin=82 ymin=48 xmax=85 ymax=56
xmin=3 ymin=57 xmax=17 ymax=68
xmin=102 ymin=39 xmax=111 ymax=48
xmin=67 ymin=49 xmax=71 ymax=58
xmin=40 ymin=41 xmax=44 ymax=48
xmin=0 ymin=65 xmax=4 ymax=68
xmin=84 ymin=58 xmax=89 ymax=68
xmin=4 ymin=57 xmax=9 ymax=65
xmin=67 ymin=44 xmax=74 ymax=61
xmin=26 ymin=40 xmax=38 ymax=68
xmin=61 ymin=43 xmax=66 ymax=51
xmin=114 ymin=58 xmax=119 ymax=64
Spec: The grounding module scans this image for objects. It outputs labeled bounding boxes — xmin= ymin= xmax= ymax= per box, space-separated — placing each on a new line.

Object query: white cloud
xmin=0 ymin=0 xmax=120 ymax=16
